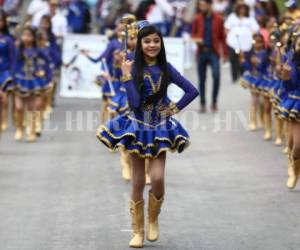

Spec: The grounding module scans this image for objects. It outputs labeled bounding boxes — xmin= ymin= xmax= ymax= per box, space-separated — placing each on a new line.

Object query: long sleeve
xmin=87 ymin=39 xmax=117 ymax=63
xmin=38 ymin=49 xmax=52 ymax=81
xmin=124 ymin=77 xmax=141 ymax=110
xmin=168 ymin=63 xmax=199 ymax=111
xmin=8 ymin=37 xmax=16 ymax=72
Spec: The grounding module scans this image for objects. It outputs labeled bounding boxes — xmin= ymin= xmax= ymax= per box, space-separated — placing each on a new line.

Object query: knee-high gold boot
xmin=274 ymin=117 xmax=283 ymax=146
xmin=263 ymin=113 xmax=272 ymax=140
xmin=1 ymin=104 xmax=8 ymax=131
xmin=147 ymin=192 xmax=164 ymax=242
xmin=249 ymin=104 xmax=257 ymax=131
xmin=14 ymin=111 xmax=24 ymax=141
xmin=145 ymin=159 xmax=151 ymax=185
xmin=26 ymin=111 xmax=37 ymax=142
xmin=286 ymin=157 xmax=300 ymax=190
xmin=129 ymin=200 xmax=144 ymax=248
xmin=120 ymin=148 xmax=131 ymax=181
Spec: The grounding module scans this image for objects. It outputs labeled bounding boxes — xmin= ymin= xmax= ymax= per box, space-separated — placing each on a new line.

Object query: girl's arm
xmin=122 ymin=75 xmax=141 ymax=110
xmin=8 ymin=37 xmax=16 ymax=72
xmin=168 ymin=63 xmax=199 ymax=112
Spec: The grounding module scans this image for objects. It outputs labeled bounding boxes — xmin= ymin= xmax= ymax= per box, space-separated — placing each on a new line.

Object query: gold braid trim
xmin=121 ymin=74 xmax=132 ymax=82
xmin=98 ymin=124 xmax=190 ymax=150
xmin=127 ymin=115 xmax=168 ymax=128
xmin=169 ymin=102 xmax=180 ymax=114
xmin=288 ymin=94 xmax=300 ymax=100
xmin=97 ymin=132 xmax=190 ymax=158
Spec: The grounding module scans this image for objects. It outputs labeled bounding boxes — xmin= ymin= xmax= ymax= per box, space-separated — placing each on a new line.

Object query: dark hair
xmin=40 ymin=15 xmax=56 ymax=44
xmin=199 ymin=0 xmax=212 ymax=5
xmin=18 ymin=27 xmax=37 ymax=60
xmin=134 ymin=25 xmax=169 ymax=106
xmin=235 ymin=3 xmax=250 ymax=17
xmin=253 ymin=32 xmax=265 ymax=47
xmin=0 ymin=9 xmax=10 ymax=35
xmin=293 ymin=35 xmax=300 ymax=66
xmin=135 ymin=0 xmax=156 ymax=20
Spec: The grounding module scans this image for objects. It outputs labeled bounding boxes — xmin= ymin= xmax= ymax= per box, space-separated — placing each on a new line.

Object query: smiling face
xmin=141 ymin=33 xmax=161 ymax=60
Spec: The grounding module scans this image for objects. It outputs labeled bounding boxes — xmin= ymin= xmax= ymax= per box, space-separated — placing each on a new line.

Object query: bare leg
xmin=14 ymin=95 xmax=25 ymax=140
xmin=263 ymin=96 xmax=272 ymax=140
xmin=292 ymin=122 xmax=300 ymax=160
xmin=249 ymin=92 xmax=259 ymax=131
xmin=130 ymin=153 xmax=146 ymax=202
xmin=149 ymin=152 xmax=166 ymax=199
xmin=1 ymin=92 xmax=9 ymax=131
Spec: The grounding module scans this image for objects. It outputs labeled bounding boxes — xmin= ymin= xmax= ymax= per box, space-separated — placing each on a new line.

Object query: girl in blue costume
xmin=107 ymin=29 xmax=137 ymax=182
xmin=0 ymin=10 xmax=15 ymax=133
xmin=267 ymin=30 xmax=286 ymax=146
xmin=39 ymin=15 xmax=62 ymax=119
xmin=81 ymin=20 xmax=125 ymax=124
xmin=271 ymin=30 xmax=294 ymax=152
xmin=97 ymin=23 xmax=199 ymax=248
xmin=276 ymin=35 xmax=300 ymax=189
xmin=35 ymin=29 xmax=60 ymax=136
xmin=13 ymin=27 xmax=51 ymax=142
xmin=240 ymin=33 xmax=269 ymax=132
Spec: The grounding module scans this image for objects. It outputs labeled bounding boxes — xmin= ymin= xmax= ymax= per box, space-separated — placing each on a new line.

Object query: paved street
xmin=1 ymin=65 xmax=300 ymax=250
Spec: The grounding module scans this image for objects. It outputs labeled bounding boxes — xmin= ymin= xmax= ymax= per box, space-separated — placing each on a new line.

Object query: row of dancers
xmin=240 ymin=17 xmax=300 ymax=190
xmin=0 ymin=10 xmax=61 ymax=142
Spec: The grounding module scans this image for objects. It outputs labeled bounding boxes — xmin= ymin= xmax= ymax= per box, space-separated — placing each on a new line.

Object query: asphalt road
xmin=1 ymin=65 xmax=300 ymax=250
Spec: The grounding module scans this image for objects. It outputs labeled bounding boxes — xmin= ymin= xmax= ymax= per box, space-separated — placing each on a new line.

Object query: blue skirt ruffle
xmin=0 ymin=70 xmax=13 ymax=91
xmin=258 ymin=77 xmax=273 ymax=97
xmin=97 ymin=114 xmax=190 ymax=158
xmin=277 ymin=90 xmax=300 ymax=121
xmin=108 ymin=89 xmax=128 ymax=115
xmin=102 ymin=80 xmax=121 ymax=99
xmin=13 ymin=77 xmax=52 ymax=96
xmin=240 ymin=73 xmax=261 ymax=93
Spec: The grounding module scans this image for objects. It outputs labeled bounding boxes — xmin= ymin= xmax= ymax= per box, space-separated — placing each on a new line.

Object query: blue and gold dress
xmin=0 ymin=34 xmax=15 ymax=92
xmin=97 ymin=62 xmax=199 ymax=158
xmin=276 ymin=58 xmax=300 ymax=121
xmin=13 ymin=48 xmax=51 ymax=96
xmin=240 ymin=49 xmax=269 ymax=93
xmin=87 ymin=38 xmax=123 ymax=101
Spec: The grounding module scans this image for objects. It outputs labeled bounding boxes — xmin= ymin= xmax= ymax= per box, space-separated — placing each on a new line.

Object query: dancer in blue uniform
xmin=0 ymin=10 xmax=15 ymax=133
xmin=97 ymin=22 xmax=199 ymax=248
xmin=240 ymin=33 xmax=269 ymax=132
xmin=35 ymin=29 xmax=61 ymax=136
xmin=271 ymin=29 xmax=294 ymax=153
xmin=81 ymin=20 xmax=125 ymax=124
xmin=39 ymin=15 xmax=62 ymax=119
xmin=13 ymin=27 xmax=51 ymax=142
xmin=276 ymin=34 xmax=300 ymax=189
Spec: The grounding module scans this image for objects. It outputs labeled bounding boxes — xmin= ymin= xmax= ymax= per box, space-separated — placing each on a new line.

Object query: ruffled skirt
xmin=0 ymin=70 xmax=13 ymax=92
xmin=97 ymin=113 xmax=190 ymax=158
xmin=240 ymin=73 xmax=261 ymax=93
xmin=13 ymin=76 xmax=52 ymax=96
xmin=102 ymin=80 xmax=121 ymax=100
xmin=108 ymin=89 xmax=128 ymax=115
xmin=277 ymin=89 xmax=300 ymax=122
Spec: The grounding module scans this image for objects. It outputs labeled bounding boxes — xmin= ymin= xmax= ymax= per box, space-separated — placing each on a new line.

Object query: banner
xmin=60 ymin=34 xmax=185 ymax=100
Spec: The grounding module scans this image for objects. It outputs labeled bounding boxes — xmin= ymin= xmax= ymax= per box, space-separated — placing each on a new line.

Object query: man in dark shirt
xmin=192 ymin=0 xmax=228 ymax=113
